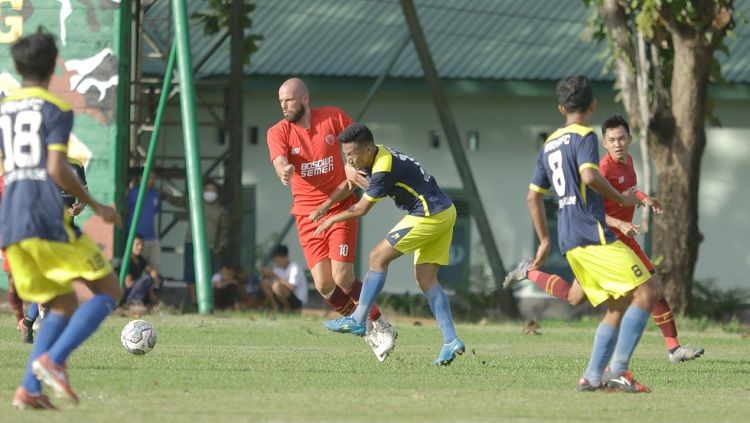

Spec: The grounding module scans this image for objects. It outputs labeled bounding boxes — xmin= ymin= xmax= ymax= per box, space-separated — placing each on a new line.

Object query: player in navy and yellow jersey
xmin=16 ymin=156 xmax=91 ymax=345
xmin=506 ymin=114 xmax=704 ymax=364
xmin=1 ymin=31 xmax=122 ymax=410
xmin=519 ymin=76 xmax=659 ymax=392
xmin=316 ymin=123 xmax=464 ymax=365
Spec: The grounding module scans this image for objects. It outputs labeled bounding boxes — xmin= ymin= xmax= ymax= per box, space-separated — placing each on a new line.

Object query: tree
xmin=192 ymin=0 xmax=263 ymax=65
xmin=585 ymin=0 xmax=735 ymax=313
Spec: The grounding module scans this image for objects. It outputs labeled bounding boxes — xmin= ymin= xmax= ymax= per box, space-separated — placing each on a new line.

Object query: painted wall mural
xmin=0 ymin=1 xmax=121 ymax=283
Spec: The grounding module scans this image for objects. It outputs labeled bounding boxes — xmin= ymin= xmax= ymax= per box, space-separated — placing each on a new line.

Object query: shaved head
xmin=278 ymin=78 xmax=310 ymax=123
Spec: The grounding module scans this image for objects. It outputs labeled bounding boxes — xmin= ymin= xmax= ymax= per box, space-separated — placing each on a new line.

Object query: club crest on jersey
xmin=325 ymin=134 xmax=335 ymax=145
xmin=618 ymin=176 xmax=625 ymax=183
xmin=291 ymin=147 xmax=301 ymax=155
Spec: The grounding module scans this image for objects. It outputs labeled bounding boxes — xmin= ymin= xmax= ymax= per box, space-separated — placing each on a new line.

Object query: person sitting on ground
xmin=260 ymin=245 xmax=308 ymax=313
xmin=122 ymin=234 xmax=161 ymax=309
xmin=212 ymin=263 xmax=253 ymax=310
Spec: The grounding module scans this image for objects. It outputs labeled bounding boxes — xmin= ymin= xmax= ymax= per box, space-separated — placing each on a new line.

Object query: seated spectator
xmin=212 ymin=263 xmax=251 ymax=310
xmin=260 ymin=245 xmax=308 ymax=313
xmin=122 ymin=234 xmax=161 ymax=310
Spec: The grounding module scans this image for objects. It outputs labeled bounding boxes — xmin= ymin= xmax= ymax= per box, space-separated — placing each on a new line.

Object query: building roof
xmin=141 ymin=0 xmax=750 ymax=83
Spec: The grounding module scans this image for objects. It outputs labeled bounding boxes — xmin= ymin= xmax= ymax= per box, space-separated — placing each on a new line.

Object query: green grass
xmin=1 ymin=313 xmax=748 ymax=422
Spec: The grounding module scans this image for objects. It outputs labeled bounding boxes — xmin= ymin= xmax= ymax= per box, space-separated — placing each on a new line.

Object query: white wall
xmin=154 ymin=83 xmax=750 ymax=293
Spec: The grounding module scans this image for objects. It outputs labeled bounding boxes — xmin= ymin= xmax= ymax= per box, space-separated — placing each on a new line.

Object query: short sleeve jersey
xmin=61 ymin=158 xmax=87 ymax=208
xmin=363 ymin=145 xmax=452 ymax=217
xmin=599 ymin=153 xmax=646 ymax=239
xmin=0 ymin=87 xmax=76 ymax=247
xmin=267 ymin=106 xmax=354 ymax=215
xmin=529 ymin=124 xmax=616 ymax=255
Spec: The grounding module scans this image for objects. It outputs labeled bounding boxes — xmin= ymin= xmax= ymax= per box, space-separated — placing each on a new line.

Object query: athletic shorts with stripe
xmin=566 ymin=239 xmax=650 ymax=307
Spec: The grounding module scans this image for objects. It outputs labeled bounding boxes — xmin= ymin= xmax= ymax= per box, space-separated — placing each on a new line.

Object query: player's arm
xmin=313 ymin=196 xmax=375 ymax=236
xmin=634 ymin=190 xmax=663 ymax=214
xmin=605 ymin=213 xmax=640 ymax=237
xmin=580 ymin=168 xmax=637 ymax=207
xmin=272 ymin=156 xmax=295 ymax=186
xmin=309 ymin=179 xmax=356 ymax=222
xmin=47 ymin=149 xmax=121 ymax=226
xmin=527 ymin=189 xmax=550 ymax=269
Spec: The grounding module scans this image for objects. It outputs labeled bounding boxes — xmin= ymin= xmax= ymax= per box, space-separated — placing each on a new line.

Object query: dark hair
xmin=338 ymin=123 xmax=374 ymax=145
xmin=204 ymin=179 xmax=219 ymax=189
xmin=221 ymin=263 xmax=237 ymax=272
xmin=11 ymin=29 xmax=58 ymax=82
xmin=556 ymin=75 xmax=593 ymax=113
xmin=601 ymin=114 xmax=630 ymax=137
xmin=270 ymin=244 xmax=289 ymax=258
xmin=135 ymin=233 xmax=144 ymax=241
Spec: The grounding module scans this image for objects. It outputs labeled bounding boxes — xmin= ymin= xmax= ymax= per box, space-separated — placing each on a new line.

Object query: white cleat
xmin=371 ymin=316 xmax=397 ymax=362
xmin=503 ymin=258 xmax=532 ymax=289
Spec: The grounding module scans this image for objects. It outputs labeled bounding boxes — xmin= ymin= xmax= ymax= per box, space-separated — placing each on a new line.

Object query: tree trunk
xmin=648 ymin=36 xmax=710 ymax=313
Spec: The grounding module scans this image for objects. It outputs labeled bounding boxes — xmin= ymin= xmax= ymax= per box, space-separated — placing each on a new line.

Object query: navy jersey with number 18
xmin=529 ymin=124 xmax=616 ymax=255
xmin=0 ymin=87 xmax=76 ymax=247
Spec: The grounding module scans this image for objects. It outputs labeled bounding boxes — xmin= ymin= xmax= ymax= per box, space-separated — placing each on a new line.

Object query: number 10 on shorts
xmin=339 ymin=244 xmax=349 ymax=257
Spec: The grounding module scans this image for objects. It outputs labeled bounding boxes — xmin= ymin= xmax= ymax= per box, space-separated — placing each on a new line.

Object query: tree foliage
xmin=192 ymin=0 xmax=263 ymax=66
xmin=584 ymin=0 xmax=736 ymax=312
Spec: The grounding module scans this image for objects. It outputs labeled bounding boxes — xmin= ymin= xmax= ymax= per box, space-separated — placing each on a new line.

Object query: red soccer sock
xmin=343 ymin=278 xmax=382 ymax=321
xmin=323 ymin=286 xmax=357 ymax=316
xmin=526 ymin=270 xmax=571 ymax=302
xmin=651 ymin=297 xmax=680 ymax=350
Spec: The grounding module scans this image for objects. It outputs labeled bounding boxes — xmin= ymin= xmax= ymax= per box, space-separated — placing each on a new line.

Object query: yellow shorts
xmin=566 ymin=240 xmax=650 ymax=307
xmin=6 ymin=235 xmax=113 ymax=304
xmin=386 ymin=205 xmax=456 ymax=265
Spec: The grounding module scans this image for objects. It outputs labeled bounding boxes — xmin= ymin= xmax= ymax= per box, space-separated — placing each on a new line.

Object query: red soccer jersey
xmin=599 ymin=153 xmax=647 ymax=238
xmin=267 ymin=106 xmax=353 ymax=215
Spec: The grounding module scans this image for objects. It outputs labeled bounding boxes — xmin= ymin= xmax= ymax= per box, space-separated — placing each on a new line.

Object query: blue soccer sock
xmin=22 ymin=312 xmax=69 ymax=393
xmin=609 ymin=305 xmax=651 ymax=374
xmin=426 ymin=284 xmax=458 ymax=344
xmin=583 ymin=322 xmax=618 ymax=385
xmin=47 ymin=295 xmax=116 ymax=365
xmin=25 ymin=302 xmax=40 ymax=322
xmin=351 ymin=270 xmax=387 ymax=324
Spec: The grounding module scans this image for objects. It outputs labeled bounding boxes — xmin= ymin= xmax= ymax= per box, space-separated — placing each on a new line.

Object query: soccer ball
xmin=120 ymin=319 xmax=157 ymax=355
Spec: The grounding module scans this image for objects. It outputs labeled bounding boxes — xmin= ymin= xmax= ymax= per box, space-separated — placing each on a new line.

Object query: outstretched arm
xmin=309 ymin=179 xmax=356 ymax=222
xmin=314 ymin=196 xmax=375 ymax=236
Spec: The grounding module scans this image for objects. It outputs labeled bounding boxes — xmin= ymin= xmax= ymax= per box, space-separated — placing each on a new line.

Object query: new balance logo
xmin=610 ymin=376 xmax=631 ymax=387
xmin=390 ymin=233 xmax=400 ymax=240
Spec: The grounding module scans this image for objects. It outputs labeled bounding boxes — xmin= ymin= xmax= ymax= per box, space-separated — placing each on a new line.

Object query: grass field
xmin=1 ymin=312 xmax=748 ymax=423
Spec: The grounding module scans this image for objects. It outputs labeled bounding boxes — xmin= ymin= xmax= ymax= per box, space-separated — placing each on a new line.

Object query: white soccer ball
xmin=120 ymin=319 xmax=157 ymax=355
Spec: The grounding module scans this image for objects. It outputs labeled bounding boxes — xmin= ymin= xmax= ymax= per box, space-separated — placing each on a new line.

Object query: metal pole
xmin=173 ymin=0 xmax=213 ymax=314
xmin=119 ymin=43 xmax=177 ymax=286
xmin=113 ymin=0 xmax=133 ymax=260
xmin=226 ymin=0 xmax=244 ymax=268
xmin=399 ymin=0 xmax=519 ymax=319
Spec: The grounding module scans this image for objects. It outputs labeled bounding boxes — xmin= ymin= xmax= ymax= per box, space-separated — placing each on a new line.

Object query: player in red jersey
xmin=505 ymin=114 xmax=703 ymax=363
xmin=266 ymin=78 xmax=396 ymax=361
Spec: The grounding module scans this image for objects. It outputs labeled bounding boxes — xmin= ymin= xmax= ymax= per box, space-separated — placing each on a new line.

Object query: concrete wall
xmin=153 ymin=80 xmax=749 ymax=294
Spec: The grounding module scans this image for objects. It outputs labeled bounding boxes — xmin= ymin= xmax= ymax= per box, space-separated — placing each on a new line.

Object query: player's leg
xmin=295 ymin=215 xmax=357 ymax=316
xmin=325 ymin=239 xmax=402 ymax=334
xmin=183 ymin=241 xmax=197 ymax=306
xmin=30 ymin=235 xmax=120 ymax=403
xmin=416 ymin=263 xmax=465 ymax=365
xmin=623 ymin=238 xmax=704 ymax=362
xmin=6 ymin=242 xmax=76 ymax=408
xmin=504 ymin=259 xmax=573 ymax=302
xmin=578 ymin=295 xmax=628 ymax=391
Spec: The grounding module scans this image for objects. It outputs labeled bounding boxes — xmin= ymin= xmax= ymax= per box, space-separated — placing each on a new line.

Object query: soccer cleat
xmin=433 ymin=338 xmax=465 ymax=366
xmin=367 ymin=318 xmax=398 ymax=362
xmin=11 ymin=387 xmax=57 ymax=410
xmin=668 ymin=345 xmax=705 ymax=363
xmin=576 ymin=377 xmax=603 ymax=392
xmin=603 ymin=369 xmax=651 ymax=393
xmin=21 ymin=319 xmax=34 ymax=344
xmin=32 ymin=353 xmax=79 ymax=404
xmin=324 ymin=316 xmax=367 ymax=336
xmin=503 ymin=258 xmax=532 ymax=289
